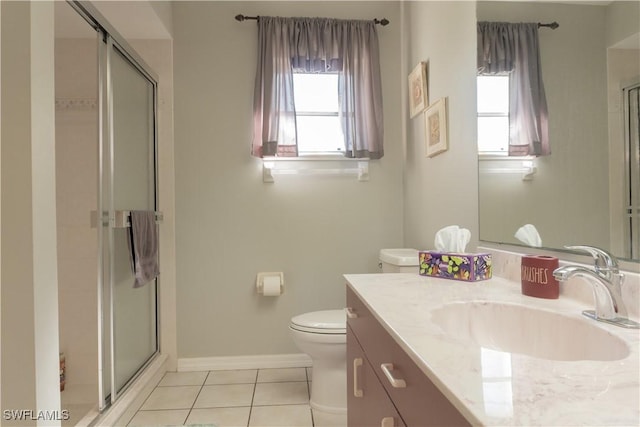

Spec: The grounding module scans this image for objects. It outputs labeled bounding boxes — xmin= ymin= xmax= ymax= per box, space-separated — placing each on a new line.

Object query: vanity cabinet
xmin=348 ymin=326 xmax=406 ymax=427
xmin=346 ymin=286 xmax=469 ymax=427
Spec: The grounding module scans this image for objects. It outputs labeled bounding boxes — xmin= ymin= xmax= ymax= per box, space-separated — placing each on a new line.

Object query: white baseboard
xmin=177 ymin=353 xmax=313 ymax=372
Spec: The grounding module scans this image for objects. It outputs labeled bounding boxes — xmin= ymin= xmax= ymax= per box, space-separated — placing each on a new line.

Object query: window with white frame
xmin=477 ymin=75 xmax=510 ymax=155
xmin=292 ymin=73 xmax=344 ymax=154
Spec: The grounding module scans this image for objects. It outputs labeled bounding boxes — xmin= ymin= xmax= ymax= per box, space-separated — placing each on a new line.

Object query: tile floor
xmin=126 ymin=368 xmax=347 ymax=427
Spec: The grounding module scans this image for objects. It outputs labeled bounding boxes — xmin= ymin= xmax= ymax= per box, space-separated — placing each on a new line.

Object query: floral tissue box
xmin=419 ymin=251 xmax=492 ymax=282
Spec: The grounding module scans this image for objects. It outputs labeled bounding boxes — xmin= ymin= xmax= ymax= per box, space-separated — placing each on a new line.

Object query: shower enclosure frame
xmin=65 ymin=0 xmax=161 ymax=411
xmin=623 ymin=81 xmax=640 ymax=260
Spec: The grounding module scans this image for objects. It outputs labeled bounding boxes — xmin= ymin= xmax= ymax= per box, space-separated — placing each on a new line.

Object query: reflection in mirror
xmin=514 ymin=224 xmax=542 ymax=248
xmin=477 ymin=1 xmax=640 ymax=262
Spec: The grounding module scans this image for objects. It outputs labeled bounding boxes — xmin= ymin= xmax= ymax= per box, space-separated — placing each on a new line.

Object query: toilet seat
xmin=290 ymin=309 xmax=346 ymax=334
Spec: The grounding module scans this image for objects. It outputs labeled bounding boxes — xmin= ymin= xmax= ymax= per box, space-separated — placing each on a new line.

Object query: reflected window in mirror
xmin=477 ymin=21 xmax=550 ymax=157
xmin=477 ymin=75 xmax=510 ymax=155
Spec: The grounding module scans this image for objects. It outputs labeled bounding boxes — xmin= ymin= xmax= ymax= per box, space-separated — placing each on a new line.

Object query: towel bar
xmin=90 ymin=210 xmax=163 ymax=228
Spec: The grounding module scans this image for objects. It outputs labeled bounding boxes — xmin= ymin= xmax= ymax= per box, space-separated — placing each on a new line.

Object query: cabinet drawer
xmin=346 ymin=286 xmax=469 ymax=427
xmin=348 ymin=326 xmax=406 ymax=427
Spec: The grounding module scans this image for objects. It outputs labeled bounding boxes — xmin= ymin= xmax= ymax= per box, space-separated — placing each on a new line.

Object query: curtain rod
xmin=234 ymin=14 xmax=390 ymax=26
xmin=538 ymin=21 xmax=559 ymax=29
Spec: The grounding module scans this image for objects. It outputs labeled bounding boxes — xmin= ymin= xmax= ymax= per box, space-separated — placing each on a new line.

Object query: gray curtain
xmin=478 ymin=22 xmax=550 ymax=156
xmin=252 ymin=17 xmax=297 ymax=157
xmin=252 ymin=17 xmax=384 ymax=159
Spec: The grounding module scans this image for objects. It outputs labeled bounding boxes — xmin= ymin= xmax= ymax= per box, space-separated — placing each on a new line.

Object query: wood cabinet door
xmin=347 ymin=287 xmax=470 ymax=427
xmin=347 ymin=326 xmax=406 ymax=427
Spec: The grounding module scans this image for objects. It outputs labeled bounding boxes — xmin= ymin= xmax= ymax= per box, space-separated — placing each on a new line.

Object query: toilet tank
xmin=379 ymin=249 xmax=419 ymax=273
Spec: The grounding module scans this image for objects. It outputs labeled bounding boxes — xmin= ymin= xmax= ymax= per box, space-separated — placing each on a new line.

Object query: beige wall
xmin=173 ymin=1 xmax=404 ymax=358
xmin=0 ymin=0 xmax=3 ymax=410
xmin=2 ymin=1 xmax=37 ymax=417
xmin=1 ymin=1 xmax=61 ymax=423
xmin=477 ymin=2 xmax=610 ymax=251
xmin=402 ymin=1 xmax=479 ymax=251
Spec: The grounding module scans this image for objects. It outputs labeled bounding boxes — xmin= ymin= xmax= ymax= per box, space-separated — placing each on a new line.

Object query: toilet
xmin=290 ymin=309 xmax=347 ymax=413
xmin=378 ymin=248 xmax=420 ymax=273
xmin=289 ymin=248 xmax=419 ymax=414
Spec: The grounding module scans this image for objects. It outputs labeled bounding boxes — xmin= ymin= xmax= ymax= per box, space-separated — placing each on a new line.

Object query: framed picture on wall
xmin=408 ymin=61 xmax=428 ymax=118
xmin=424 ymin=97 xmax=448 ymax=158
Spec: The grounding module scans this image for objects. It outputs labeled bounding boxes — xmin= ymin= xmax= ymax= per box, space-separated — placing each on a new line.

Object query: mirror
xmin=477 ymin=1 xmax=640 ymax=262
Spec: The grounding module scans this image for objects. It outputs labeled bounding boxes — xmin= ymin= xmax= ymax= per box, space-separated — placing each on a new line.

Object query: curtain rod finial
xmin=235 ymin=14 xmax=246 ymax=22
xmin=538 ymin=21 xmax=559 ymax=29
xmin=375 ymin=18 xmax=390 ymax=26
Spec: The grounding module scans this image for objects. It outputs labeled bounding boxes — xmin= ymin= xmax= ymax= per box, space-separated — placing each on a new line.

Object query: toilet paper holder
xmin=256 ymin=272 xmax=284 ymax=296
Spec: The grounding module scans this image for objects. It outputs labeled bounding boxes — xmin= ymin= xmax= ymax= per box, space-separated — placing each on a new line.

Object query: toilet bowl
xmin=290 ymin=249 xmax=419 ymax=414
xmin=289 ymin=310 xmax=346 ymax=414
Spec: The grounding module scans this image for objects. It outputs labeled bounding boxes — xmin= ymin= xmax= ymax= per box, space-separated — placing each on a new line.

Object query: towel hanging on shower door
xmin=127 ymin=210 xmax=160 ymax=288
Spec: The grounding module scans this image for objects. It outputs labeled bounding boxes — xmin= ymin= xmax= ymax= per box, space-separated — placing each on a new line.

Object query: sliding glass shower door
xmin=109 ymin=42 xmax=158 ymax=397
xmin=65 ymin=0 xmax=159 ymax=412
xmin=96 ymin=24 xmax=159 ymax=410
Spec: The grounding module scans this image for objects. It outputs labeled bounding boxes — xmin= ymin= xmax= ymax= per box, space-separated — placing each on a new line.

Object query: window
xmin=252 ymin=17 xmax=384 ymax=159
xmin=477 ymin=75 xmax=509 ymax=155
xmin=292 ymin=73 xmax=344 ymax=154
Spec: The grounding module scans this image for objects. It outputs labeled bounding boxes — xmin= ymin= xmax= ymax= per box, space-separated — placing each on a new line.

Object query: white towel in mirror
xmin=514 ymin=224 xmax=542 ymax=247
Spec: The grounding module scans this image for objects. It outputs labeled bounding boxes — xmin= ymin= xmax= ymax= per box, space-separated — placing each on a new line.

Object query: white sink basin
xmin=431 ymin=301 xmax=630 ymax=361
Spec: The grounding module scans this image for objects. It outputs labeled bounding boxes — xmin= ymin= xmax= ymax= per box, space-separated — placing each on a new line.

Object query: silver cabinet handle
xmin=381 ymin=417 xmax=395 ymax=427
xmin=380 ymin=363 xmax=406 ymax=388
xmin=345 ymin=307 xmax=358 ymax=319
xmin=353 ymin=358 xmax=363 ymax=397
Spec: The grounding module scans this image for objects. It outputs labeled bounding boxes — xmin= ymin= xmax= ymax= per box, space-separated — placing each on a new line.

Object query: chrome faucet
xmin=553 ymin=245 xmax=640 ymax=329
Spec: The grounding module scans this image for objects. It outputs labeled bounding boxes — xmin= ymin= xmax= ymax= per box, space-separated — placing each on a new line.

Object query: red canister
xmin=521 ymin=255 xmax=559 ymax=299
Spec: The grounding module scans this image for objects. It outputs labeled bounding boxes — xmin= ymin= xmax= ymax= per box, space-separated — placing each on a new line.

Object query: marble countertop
xmin=344 ymin=273 xmax=640 ymax=426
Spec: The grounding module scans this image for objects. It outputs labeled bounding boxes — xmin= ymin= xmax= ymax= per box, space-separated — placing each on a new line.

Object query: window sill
xmin=478 ymin=153 xmax=537 ymax=161
xmin=261 ymin=156 xmax=369 ymax=183
xmin=478 ymin=157 xmax=537 ymax=181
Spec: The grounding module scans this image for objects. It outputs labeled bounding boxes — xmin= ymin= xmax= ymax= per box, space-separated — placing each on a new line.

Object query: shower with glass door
xmin=55 ymin=1 xmax=160 ymax=421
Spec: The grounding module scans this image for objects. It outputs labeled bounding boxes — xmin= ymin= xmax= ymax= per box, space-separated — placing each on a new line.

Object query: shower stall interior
xmin=55 ymin=1 xmax=160 ymax=423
